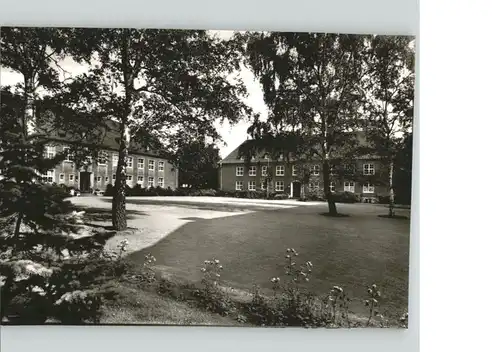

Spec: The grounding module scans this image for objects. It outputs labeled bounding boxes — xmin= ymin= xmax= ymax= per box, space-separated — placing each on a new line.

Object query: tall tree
xmin=393 ymin=132 xmax=413 ymax=206
xmin=241 ymin=32 xmax=365 ymax=215
xmin=361 ymin=35 xmax=415 ymax=216
xmin=175 ymin=140 xmax=221 ymax=189
xmin=69 ymin=29 xmax=250 ymax=230
xmin=0 ymin=89 xmax=113 ymax=324
xmin=0 ymin=27 xmax=92 ymax=138
xmin=0 ymin=27 xmax=105 ymax=182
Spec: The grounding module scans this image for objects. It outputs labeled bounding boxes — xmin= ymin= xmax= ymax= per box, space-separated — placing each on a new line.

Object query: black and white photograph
xmin=0 ymin=27 xmax=415 ymax=328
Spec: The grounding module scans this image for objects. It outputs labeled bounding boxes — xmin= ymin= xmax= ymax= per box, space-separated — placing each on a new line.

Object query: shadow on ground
xmin=101 ymin=198 xmax=291 ymax=213
xmin=75 ymin=206 xmax=147 ymax=224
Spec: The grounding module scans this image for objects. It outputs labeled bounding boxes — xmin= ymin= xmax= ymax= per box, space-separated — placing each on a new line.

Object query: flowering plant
xmin=364 ymin=283 xmax=382 ymax=326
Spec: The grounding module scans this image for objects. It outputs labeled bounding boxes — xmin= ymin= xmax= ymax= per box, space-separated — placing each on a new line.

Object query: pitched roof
xmin=43 ymin=119 xmax=166 ymax=158
xmin=220 ymin=131 xmax=377 ymax=164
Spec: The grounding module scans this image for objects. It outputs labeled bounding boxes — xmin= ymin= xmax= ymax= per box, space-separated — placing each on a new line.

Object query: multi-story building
xmin=40 ymin=123 xmax=178 ymax=193
xmin=219 ymin=137 xmax=389 ymax=203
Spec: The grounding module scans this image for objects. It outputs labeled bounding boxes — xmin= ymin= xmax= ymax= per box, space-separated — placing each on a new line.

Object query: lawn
xmin=125 ymin=201 xmax=411 ymax=320
xmin=101 ymin=281 xmax=241 ymax=326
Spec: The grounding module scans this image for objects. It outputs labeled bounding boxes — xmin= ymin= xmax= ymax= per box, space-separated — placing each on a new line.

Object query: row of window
xmin=41 ymin=170 xmax=165 ymax=188
xmin=105 ymin=154 xmax=165 ymax=172
xmin=238 ymin=154 xmax=373 ymax=169
xmin=239 ymin=153 xmax=283 ymax=161
xmin=235 ymin=180 xmax=375 ymax=193
xmin=236 ymin=180 xmax=285 ymax=192
xmin=42 ymin=170 xmax=77 ymax=183
xmin=235 ymin=164 xmax=376 ymax=177
xmin=106 ymin=175 xmax=164 ymax=188
xmin=44 ymin=146 xmax=166 ymax=171
xmin=305 ymin=181 xmax=371 ymax=192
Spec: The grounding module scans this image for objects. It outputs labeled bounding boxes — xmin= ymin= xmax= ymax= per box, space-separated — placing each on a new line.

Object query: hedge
xmin=98 ymin=185 xmax=290 ymax=200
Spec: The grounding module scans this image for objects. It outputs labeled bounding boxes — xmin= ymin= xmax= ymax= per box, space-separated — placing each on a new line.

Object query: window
xmin=148 ymin=160 xmax=155 ymax=171
xmin=344 ymin=164 xmax=355 ymax=174
xmin=41 ymin=169 xmax=55 ymax=183
xmin=138 ymin=158 xmax=144 ymax=169
xmin=329 ymin=181 xmax=335 ymax=193
xmin=148 ymin=177 xmax=154 ymax=187
xmin=311 ymin=164 xmax=320 ymax=176
xmin=249 ymin=166 xmax=257 ymax=176
xmin=292 ymin=165 xmax=298 ymax=176
xmin=68 ymin=174 xmax=74 ymax=183
xmin=105 ymin=176 xmax=109 ymax=183
xmin=264 ymin=153 xmax=269 ymax=160
xmin=97 ymin=176 xmax=102 ymax=183
xmin=126 ymin=175 xmax=133 ymax=185
xmin=112 ymin=154 xmax=118 ymax=167
xmin=235 ymin=181 xmax=243 ymax=191
xmin=59 ymin=173 xmax=65 ymax=183
xmin=137 ymin=176 xmax=144 ymax=185
xmin=62 ymin=147 xmax=74 ymax=162
xmin=96 ymin=151 xmax=106 ymax=165
xmin=309 ymin=181 xmax=320 ymax=190
xmin=363 ymin=163 xmax=375 ymax=175
xmin=260 ymin=181 xmax=267 ymax=191
xmin=158 ymin=177 xmax=164 ymax=187
xmin=158 ymin=161 xmax=164 ymax=172
xmin=279 ymin=153 xmax=284 ymax=160
xmin=363 ymin=183 xmax=375 ymax=193
xmin=112 ymin=174 xmax=116 ymax=181
xmin=276 ymin=165 xmax=285 ymax=176
xmin=275 ymin=181 xmax=284 ymax=192
xmin=126 ymin=157 xmax=133 ymax=168
xmin=344 ymin=181 xmax=355 ymax=193
xmin=45 ymin=145 xmax=56 ymax=159
xmin=236 ymin=166 xmax=244 ymax=176
xmin=261 ymin=166 xmax=268 ymax=176
xmin=248 ymin=181 xmax=256 ymax=191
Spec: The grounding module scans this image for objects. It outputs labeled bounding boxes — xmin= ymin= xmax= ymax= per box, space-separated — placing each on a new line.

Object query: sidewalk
xmin=123 ymin=196 xmax=325 ymax=208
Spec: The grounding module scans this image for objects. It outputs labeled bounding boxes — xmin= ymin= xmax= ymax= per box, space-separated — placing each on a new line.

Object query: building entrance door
xmin=79 ymin=172 xmax=91 ymax=193
xmin=292 ymin=181 xmax=301 ymax=198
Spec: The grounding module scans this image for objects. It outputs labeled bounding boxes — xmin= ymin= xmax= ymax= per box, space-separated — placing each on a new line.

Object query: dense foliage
xmin=1 ymin=28 xmax=251 ymax=231
xmin=0 ymin=114 xmax=116 ymax=324
xmin=360 ymin=35 xmax=415 ymax=215
xmin=239 ymin=32 xmax=414 ymax=215
xmin=175 ymin=141 xmax=221 ymax=189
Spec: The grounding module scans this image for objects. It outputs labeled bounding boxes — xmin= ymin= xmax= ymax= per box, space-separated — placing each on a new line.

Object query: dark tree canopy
xmin=360 ymin=35 xmax=415 ymax=214
xmin=175 ymin=141 xmax=221 ymax=189
xmin=13 ymin=28 xmax=252 ymax=230
xmin=0 ymin=87 xmax=113 ymax=324
xmin=240 ymin=32 xmax=368 ymax=215
xmin=393 ymin=132 xmax=413 ymax=205
xmin=0 ymin=27 xmax=95 ymax=138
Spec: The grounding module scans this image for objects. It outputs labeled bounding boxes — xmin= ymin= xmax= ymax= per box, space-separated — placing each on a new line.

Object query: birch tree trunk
xmin=14 ymin=77 xmax=36 ymax=248
xmin=24 ymin=78 xmax=36 ymax=137
xmin=388 ymin=159 xmax=395 ymax=217
xmin=112 ymin=33 xmax=132 ymax=231
xmin=112 ymin=123 xmax=130 ymax=230
xmin=323 ymin=160 xmax=338 ymax=215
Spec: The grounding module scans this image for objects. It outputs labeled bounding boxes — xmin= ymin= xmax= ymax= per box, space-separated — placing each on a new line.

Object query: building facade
xmin=41 ymin=144 xmax=178 ymax=193
xmin=219 ymin=140 xmax=389 ymax=203
xmin=38 ymin=120 xmax=178 ymax=193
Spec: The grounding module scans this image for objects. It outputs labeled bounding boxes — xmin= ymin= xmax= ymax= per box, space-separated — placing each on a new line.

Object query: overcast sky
xmin=0 ymin=30 xmax=268 ymax=159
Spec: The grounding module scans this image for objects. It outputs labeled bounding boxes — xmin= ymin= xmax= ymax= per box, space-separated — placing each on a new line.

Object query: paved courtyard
xmin=71 ymin=196 xmax=411 ymax=318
